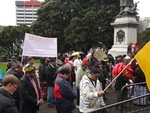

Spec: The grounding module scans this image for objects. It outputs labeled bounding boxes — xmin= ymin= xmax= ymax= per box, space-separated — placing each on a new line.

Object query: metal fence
xmin=89 ymin=82 xmax=150 ymax=113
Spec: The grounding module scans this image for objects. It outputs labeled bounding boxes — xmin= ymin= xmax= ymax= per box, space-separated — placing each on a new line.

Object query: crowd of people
xmin=0 ymin=45 xmax=148 ymax=113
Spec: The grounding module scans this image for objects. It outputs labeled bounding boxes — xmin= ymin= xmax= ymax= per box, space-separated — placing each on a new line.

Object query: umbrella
xmin=79 ymin=51 xmax=85 ymax=55
xmin=71 ymin=52 xmax=79 ymax=56
xmin=79 ymin=51 xmax=85 ymax=59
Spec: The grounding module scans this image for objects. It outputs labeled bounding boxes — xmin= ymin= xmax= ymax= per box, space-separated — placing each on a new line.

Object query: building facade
xmin=138 ymin=17 xmax=150 ymax=32
xmin=15 ymin=0 xmax=42 ymax=26
xmin=0 ymin=26 xmax=5 ymax=32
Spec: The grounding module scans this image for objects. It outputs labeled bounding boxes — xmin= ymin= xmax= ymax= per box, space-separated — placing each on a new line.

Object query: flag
xmin=135 ymin=41 xmax=150 ymax=90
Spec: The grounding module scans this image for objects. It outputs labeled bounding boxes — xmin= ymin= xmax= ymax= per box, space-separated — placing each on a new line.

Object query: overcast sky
xmin=0 ymin=0 xmax=149 ymax=26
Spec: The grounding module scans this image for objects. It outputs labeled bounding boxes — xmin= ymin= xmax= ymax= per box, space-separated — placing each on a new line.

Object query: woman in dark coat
xmin=133 ymin=64 xmax=148 ymax=105
xmin=134 ymin=65 xmax=146 ymax=84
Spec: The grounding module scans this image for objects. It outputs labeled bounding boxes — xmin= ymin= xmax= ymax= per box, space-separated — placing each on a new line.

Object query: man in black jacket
xmin=46 ymin=57 xmax=57 ymax=108
xmin=39 ymin=57 xmax=48 ymax=83
xmin=0 ymin=74 xmax=19 ymax=113
xmin=7 ymin=62 xmax=24 ymax=111
xmin=39 ymin=57 xmax=48 ymax=99
xmin=19 ymin=65 xmax=44 ymax=113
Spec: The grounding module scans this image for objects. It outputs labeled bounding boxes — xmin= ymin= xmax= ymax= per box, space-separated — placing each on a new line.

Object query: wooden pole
xmin=89 ymin=58 xmax=135 ymax=108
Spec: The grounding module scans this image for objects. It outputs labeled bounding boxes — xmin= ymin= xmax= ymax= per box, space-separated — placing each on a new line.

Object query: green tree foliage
xmin=141 ymin=28 xmax=150 ymax=43
xmin=31 ymin=0 xmax=120 ymax=53
xmin=0 ymin=25 xmax=31 ymax=56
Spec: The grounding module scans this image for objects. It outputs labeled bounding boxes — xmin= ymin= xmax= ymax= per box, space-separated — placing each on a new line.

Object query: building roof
xmin=24 ymin=1 xmax=41 ymax=6
xmin=16 ymin=0 xmax=41 ymax=6
xmin=15 ymin=1 xmax=24 ymax=6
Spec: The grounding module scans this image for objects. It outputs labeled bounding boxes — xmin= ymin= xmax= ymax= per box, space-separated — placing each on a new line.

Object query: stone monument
xmin=108 ymin=0 xmax=139 ymax=57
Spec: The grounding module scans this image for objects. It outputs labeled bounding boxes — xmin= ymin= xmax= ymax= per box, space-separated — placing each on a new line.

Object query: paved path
xmin=38 ymin=84 xmax=117 ymax=113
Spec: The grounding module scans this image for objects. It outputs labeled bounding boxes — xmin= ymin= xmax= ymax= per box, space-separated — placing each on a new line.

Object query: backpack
xmin=112 ymin=63 xmax=124 ymax=77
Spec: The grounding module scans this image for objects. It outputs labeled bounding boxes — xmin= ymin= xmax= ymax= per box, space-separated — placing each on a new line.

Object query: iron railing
xmin=89 ymin=82 xmax=150 ymax=113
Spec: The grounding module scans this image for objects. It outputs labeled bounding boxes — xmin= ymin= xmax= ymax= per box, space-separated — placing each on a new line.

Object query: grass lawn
xmin=34 ymin=59 xmax=40 ymax=64
xmin=0 ymin=63 xmax=7 ymax=75
xmin=0 ymin=59 xmax=40 ymax=76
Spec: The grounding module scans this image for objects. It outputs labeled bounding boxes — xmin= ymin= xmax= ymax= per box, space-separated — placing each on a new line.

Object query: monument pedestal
xmin=108 ymin=16 xmax=138 ymax=57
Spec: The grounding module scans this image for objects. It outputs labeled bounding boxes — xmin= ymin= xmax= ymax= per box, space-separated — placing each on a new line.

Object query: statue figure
xmin=120 ymin=0 xmax=134 ymax=12
xmin=115 ymin=1 xmax=139 ymax=18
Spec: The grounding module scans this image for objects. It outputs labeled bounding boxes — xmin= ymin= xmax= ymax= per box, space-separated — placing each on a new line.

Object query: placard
xmin=22 ymin=33 xmax=57 ymax=57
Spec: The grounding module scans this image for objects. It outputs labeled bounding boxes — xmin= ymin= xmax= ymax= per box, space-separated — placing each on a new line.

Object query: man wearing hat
xmin=19 ymin=65 xmax=43 ymax=113
xmin=45 ymin=57 xmax=57 ymax=108
xmin=114 ymin=55 xmax=123 ymax=65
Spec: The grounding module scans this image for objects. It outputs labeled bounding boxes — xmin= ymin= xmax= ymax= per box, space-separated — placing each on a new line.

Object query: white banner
xmin=22 ymin=33 xmax=57 ymax=57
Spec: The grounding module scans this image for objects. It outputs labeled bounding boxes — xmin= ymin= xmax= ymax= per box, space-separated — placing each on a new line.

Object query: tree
xmin=31 ymin=0 xmax=120 ymax=53
xmin=31 ymin=1 xmax=66 ymax=52
xmin=141 ymin=28 xmax=150 ymax=43
xmin=0 ymin=25 xmax=31 ymax=56
xmin=65 ymin=0 xmax=120 ymax=52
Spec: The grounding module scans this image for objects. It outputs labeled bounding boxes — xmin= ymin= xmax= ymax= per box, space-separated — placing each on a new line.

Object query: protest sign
xmin=93 ymin=48 xmax=107 ymax=61
xmin=22 ymin=33 xmax=57 ymax=57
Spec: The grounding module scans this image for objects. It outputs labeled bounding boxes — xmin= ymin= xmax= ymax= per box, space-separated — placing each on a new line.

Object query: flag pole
xmin=89 ymin=58 xmax=135 ymax=108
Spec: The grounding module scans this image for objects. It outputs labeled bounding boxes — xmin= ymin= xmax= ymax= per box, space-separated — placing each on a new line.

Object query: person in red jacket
xmin=54 ymin=65 xmax=77 ymax=113
xmin=133 ymin=43 xmax=140 ymax=55
xmin=114 ymin=56 xmax=134 ymax=110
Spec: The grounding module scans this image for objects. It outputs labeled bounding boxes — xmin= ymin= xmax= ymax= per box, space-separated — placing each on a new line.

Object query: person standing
xmin=76 ymin=63 xmax=88 ymax=106
xmin=6 ymin=62 xmax=24 ymax=110
xmin=5 ymin=61 xmax=16 ymax=75
xmin=39 ymin=57 xmax=48 ymax=83
xmin=94 ymin=61 xmax=109 ymax=100
xmin=46 ymin=57 xmax=57 ymax=108
xmin=7 ymin=62 xmax=24 ymax=80
xmin=23 ymin=56 xmax=35 ymax=72
xmin=23 ymin=56 xmax=40 ymax=85
xmin=73 ymin=54 xmax=82 ymax=82
xmin=79 ymin=67 xmax=105 ymax=113
xmin=133 ymin=43 xmax=140 ymax=55
xmin=0 ymin=69 xmax=4 ymax=84
xmin=127 ymin=43 xmax=133 ymax=54
xmin=39 ymin=57 xmax=48 ymax=99
xmin=0 ymin=74 xmax=19 ymax=113
xmin=133 ymin=64 xmax=148 ymax=105
xmin=114 ymin=56 xmax=134 ymax=110
xmin=54 ymin=66 xmax=77 ymax=113
xmin=6 ymin=56 xmax=18 ymax=71
xmin=19 ymin=65 xmax=44 ymax=113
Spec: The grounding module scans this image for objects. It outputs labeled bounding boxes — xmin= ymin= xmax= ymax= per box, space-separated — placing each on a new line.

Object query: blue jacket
xmin=54 ymin=74 xmax=77 ymax=113
xmin=0 ymin=69 xmax=4 ymax=80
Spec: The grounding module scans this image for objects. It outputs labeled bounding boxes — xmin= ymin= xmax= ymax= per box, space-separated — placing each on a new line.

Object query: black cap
xmin=49 ymin=58 xmax=56 ymax=62
xmin=115 ymin=55 xmax=123 ymax=58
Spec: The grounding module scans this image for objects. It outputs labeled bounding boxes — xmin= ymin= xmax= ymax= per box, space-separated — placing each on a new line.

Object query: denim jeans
xmin=47 ymin=86 xmax=54 ymax=105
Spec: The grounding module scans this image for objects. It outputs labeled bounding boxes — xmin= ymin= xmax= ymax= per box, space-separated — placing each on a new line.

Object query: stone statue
xmin=115 ymin=1 xmax=139 ymax=18
xmin=120 ymin=0 xmax=134 ymax=11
